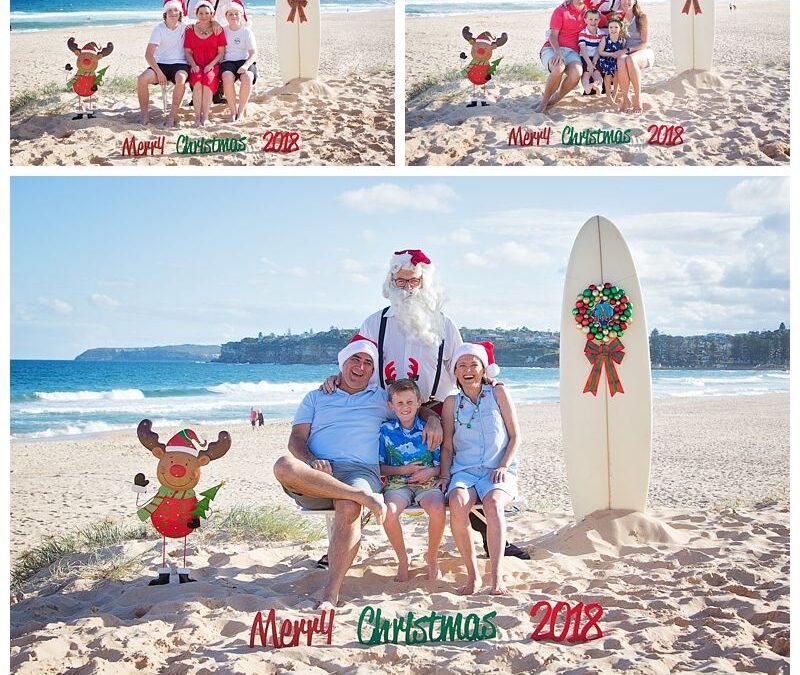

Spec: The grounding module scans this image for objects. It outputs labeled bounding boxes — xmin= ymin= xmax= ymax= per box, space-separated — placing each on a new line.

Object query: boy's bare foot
xmin=458 ymin=577 xmax=481 ymax=595
xmin=394 ymin=561 xmax=409 ymax=582
xmin=490 ymin=578 xmax=510 ymax=595
xmin=424 ymin=552 xmax=441 ymax=581
xmin=140 ymin=115 xmax=149 ymax=125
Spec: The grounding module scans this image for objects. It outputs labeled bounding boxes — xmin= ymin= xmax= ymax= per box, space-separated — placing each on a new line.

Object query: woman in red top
xmin=184 ymin=0 xmax=226 ymax=126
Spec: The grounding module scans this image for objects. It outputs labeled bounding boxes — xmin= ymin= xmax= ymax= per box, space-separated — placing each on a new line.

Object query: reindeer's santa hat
xmin=165 ymin=429 xmax=207 ymax=457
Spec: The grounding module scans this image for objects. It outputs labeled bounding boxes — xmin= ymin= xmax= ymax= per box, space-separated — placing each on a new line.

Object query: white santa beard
xmin=387 ymin=285 xmax=445 ymax=349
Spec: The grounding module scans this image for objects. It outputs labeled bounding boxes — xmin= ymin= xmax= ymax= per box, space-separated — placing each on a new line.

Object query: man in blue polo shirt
xmin=274 ymin=338 xmax=442 ymax=608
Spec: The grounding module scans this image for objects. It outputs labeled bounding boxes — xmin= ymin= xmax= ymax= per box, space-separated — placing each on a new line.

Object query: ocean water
xmin=11 ymin=0 xmax=391 ymax=31
xmin=406 ymin=0 xmax=667 ymax=15
xmin=10 ymin=360 xmax=790 ymax=440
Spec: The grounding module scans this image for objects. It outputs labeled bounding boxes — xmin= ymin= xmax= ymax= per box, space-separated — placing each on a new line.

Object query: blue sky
xmin=10 ymin=176 xmax=790 ymax=359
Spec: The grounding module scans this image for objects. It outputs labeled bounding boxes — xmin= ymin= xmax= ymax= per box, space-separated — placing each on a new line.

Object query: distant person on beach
xmin=538 ymin=0 xmax=587 ymax=113
xmin=250 ymin=407 xmax=257 ymax=429
xmin=578 ymin=9 xmax=603 ymax=95
xmin=257 ymin=409 xmax=264 ymax=427
xmin=273 ymin=340 xmax=442 ymax=608
xmin=136 ymin=0 xmax=189 ymax=126
xmin=598 ymin=18 xmax=626 ymax=103
xmin=615 ymin=0 xmax=653 ymax=113
xmin=441 ymin=342 xmax=520 ymax=596
xmin=379 ymin=379 xmax=446 ymax=582
xmin=184 ymin=0 xmax=226 ymax=126
xmin=220 ymin=1 xmax=258 ymax=122
xmin=321 ymin=249 xmax=529 ymax=564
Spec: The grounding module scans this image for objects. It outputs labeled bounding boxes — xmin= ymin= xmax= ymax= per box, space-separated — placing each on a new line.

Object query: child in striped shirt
xmin=578 ymin=9 xmax=603 ymax=95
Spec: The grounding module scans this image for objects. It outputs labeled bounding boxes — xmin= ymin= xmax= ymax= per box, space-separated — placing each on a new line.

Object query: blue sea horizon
xmin=11 ymin=0 xmax=391 ymax=31
xmin=10 ymin=359 xmax=790 ymax=441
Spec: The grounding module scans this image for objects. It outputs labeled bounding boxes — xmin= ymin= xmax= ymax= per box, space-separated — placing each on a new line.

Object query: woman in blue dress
xmin=440 ymin=341 xmax=521 ymax=595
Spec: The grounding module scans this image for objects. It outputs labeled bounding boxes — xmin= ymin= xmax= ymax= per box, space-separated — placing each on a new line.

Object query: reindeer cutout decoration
xmin=460 ymin=27 xmax=508 ymax=107
xmin=65 ymin=38 xmax=113 ymax=120
xmin=134 ymin=419 xmax=231 ymax=585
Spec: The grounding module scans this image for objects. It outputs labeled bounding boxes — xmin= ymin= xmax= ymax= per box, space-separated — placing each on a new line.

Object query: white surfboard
xmin=559 ymin=216 xmax=652 ymax=522
xmin=670 ymin=0 xmax=715 ymax=72
xmin=275 ymin=0 xmax=321 ymax=82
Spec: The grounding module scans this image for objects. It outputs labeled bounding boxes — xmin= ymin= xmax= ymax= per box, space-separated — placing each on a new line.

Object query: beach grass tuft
xmin=11 ymin=518 xmax=155 ymax=588
xmin=407 ymin=63 xmax=545 ymax=102
xmin=10 ymin=82 xmax=66 ymax=114
xmin=203 ymin=505 xmax=325 ymax=544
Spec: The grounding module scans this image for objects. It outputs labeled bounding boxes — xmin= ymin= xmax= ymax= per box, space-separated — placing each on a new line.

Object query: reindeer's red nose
xmin=170 ymin=464 xmax=187 ymax=478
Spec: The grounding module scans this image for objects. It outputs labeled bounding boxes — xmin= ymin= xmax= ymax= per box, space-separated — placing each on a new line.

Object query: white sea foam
xmin=206 ymin=380 xmax=315 ymax=395
xmin=34 ymin=388 xmax=146 ymax=402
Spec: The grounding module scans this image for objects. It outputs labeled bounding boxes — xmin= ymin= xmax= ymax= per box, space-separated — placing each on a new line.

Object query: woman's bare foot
xmin=458 ymin=577 xmax=481 ymax=595
xmin=193 ymin=118 xmax=202 ymax=128
xmin=424 ymin=553 xmax=441 ymax=581
xmin=631 ymin=99 xmax=643 ymax=114
xmin=618 ymin=95 xmax=631 ymax=112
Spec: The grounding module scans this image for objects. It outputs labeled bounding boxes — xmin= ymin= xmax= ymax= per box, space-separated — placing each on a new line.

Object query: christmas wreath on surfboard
xmin=572 ymin=282 xmax=633 ymax=397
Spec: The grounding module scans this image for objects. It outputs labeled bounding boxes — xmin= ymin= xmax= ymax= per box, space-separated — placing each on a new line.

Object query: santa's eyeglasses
xmin=393 ymin=277 xmax=422 ymax=289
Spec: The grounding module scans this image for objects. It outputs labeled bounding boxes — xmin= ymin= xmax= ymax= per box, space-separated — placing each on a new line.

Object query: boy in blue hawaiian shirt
xmin=380 ymin=379 xmax=446 ymax=582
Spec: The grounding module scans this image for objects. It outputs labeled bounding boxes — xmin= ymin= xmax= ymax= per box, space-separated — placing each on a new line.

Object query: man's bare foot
xmin=458 ymin=577 xmax=481 ymax=595
xmin=164 ymin=116 xmax=178 ymax=128
xmin=315 ymin=599 xmax=340 ymax=611
xmin=535 ymin=98 xmax=549 ymax=114
xmin=361 ymin=493 xmax=387 ymax=525
xmin=140 ymin=115 xmax=149 ymax=125
xmin=423 ymin=552 xmax=441 ymax=581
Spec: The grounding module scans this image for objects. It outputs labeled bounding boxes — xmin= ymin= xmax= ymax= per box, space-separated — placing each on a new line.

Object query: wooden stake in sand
xmin=161 ymin=84 xmax=168 ymax=114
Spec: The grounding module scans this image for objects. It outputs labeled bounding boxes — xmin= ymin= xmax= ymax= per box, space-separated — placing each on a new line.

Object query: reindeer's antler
xmin=137 ymin=419 xmax=166 ymax=453
xmin=384 ymin=360 xmax=397 ymax=384
xmin=99 ymin=42 xmax=114 ymax=58
xmin=462 ymin=26 xmax=476 ymax=45
xmin=200 ymin=431 xmax=231 ymax=462
xmin=407 ymin=358 xmax=420 ymax=381
xmin=493 ymin=32 xmax=509 ymax=48
xmin=67 ymin=37 xmax=81 ymax=56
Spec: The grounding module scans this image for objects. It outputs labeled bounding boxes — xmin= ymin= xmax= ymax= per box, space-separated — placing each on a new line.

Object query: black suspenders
xmin=377 ymin=306 xmax=445 ymax=400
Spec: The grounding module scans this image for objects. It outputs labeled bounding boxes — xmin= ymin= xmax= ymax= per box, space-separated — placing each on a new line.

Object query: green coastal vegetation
xmin=74 ymin=325 xmax=790 ymax=369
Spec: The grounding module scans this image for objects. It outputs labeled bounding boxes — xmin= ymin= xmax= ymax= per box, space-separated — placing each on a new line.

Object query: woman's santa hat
xmin=226 ymin=0 xmax=248 ymax=22
xmin=163 ymin=0 xmax=186 ymax=14
xmin=451 ymin=341 xmax=500 ymax=378
xmin=194 ymin=0 xmax=215 ymax=14
xmin=166 ymin=429 xmax=207 ymax=457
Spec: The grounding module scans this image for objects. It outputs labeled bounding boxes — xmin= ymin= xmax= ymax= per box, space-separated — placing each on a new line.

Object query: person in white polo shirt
xmin=220 ymin=0 xmax=257 ymax=122
xmin=137 ymin=0 xmax=189 ymax=126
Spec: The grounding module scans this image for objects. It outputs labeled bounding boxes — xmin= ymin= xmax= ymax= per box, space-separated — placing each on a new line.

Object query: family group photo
xmin=9 ymin=176 xmax=790 ymax=674
xmin=405 ymin=0 xmax=789 ymax=166
xmin=10 ymin=0 xmax=395 ymax=165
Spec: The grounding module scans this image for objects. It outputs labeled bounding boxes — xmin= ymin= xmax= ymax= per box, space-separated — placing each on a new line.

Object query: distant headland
xmin=74 ymin=325 xmax=790 ymax=370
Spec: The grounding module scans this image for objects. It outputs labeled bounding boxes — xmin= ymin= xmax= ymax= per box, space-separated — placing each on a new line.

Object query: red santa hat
xmin=451 ymin=341 xmax=500 ymax=379
xmin=79 ymin=42 xmax=101 ymax=54
xmin=194 ymin=0 xmax=214 ymax=14
xmin=389 ymin=248 xmax=432 ymax=272
xmin=338 ymin=335 xmax=380 ymax=379
xmin=166 ymin=429 xmax=207 ymax=457
xmin=163 ymin=0 xmax=186 ymax=14
xmin=475 ymin=31 xmax=495 ymax=45
xmin=226 ymin=0 xmax=248 ymax=22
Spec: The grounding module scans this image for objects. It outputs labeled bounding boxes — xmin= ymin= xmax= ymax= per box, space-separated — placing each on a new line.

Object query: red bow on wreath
xmin=681 ymin=0 xmax=702 ymax=15
xmin=583 ymin=338 xmax=625 ymax=396
xmin=287 ymin=0 xmax=308 ymax=23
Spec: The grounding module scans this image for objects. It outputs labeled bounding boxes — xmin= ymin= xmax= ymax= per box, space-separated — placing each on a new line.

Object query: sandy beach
xmin=10 ymin=393 xmax=789 ymax=673
xmin=10 ymin=9 xmax=394 ymax=166
xmin=405 ymin=0 xmax=790 ymax=166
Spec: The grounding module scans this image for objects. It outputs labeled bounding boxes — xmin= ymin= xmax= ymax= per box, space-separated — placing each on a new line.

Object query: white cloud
xmin=728 ymin=178 xmax=790 ymax=214
xmin=90 ymin=293 xmax=120 ymax=308
xmin=38 ymin=297 xmax=73 ymax=314
xmin=341 ymin=258 xmax=370 ymax=284
xmin=338 ymin=183 xmax=457 ymax=214
xmin=489 ymin=241 xmax=549 ymax=266
xmin=448 ymin=228 xmax=474 ymax=244
xmin=462 ymin=252 xmax=488 ymax=267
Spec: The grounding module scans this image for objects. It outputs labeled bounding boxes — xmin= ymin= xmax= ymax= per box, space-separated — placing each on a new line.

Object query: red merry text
xmin=249 ymin=608 xmax=335 ymax=648
xmin=507 ymin=126 xmax=552 ymax=146
xmin=121 ymin=135 xmax=166 ymax=156
xmin=262 ymin=130 xmax=300 ymax=153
